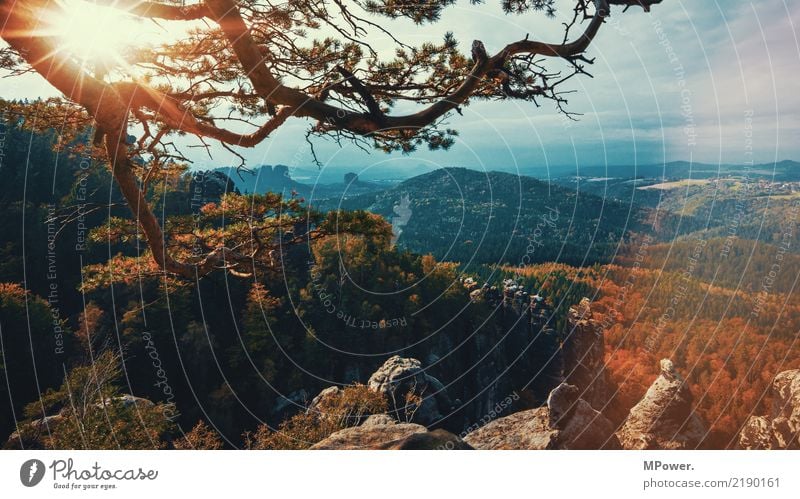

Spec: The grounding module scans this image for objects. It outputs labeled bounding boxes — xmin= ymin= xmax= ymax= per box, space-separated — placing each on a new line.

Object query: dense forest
xmin=0 ymin=114 xmax=584 ymax=448
xmin=511 ymin=256 xmax=800 ymax=449
xmin=1 ymin=108 xmax=798 ymax=450
xmin=333 ymin=168 xmax=652 ymax=267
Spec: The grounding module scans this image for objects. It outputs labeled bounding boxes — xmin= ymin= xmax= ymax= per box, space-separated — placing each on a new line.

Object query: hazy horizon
xmin=219 ymin=158 xmax=800 ymax=184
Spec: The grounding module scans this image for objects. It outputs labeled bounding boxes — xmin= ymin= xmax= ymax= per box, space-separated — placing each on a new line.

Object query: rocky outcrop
xmin=311 ymin=421 xmax=426 ymax=449
xmin=463 ymin=383 xmax=620 ymax=449
xmin=361 ymin=414 xmax=396 ymax=427
xmin=453 ymin=279 xmax=562 ymax=426
xmin=307 ymin=386 xmax=339 ymax=412
xmin=102 ymin=394 xmax=154 ymax=408
xmin=738 ymin=369 xmax=800 ymax=449
xmin=562 ymin=298 xmax=606 ymax=408
xmin=308 ymin=279 xmax=565 ymax=434
xmin=367 ymin=355 xmax=454 ymax=426
xmin=616 ymin=359 xmax=707 ymax=449
xmin=310 ymin=415 xmax=470 ymax=450
xmin=739 ymin=416 xmax=776 ymax=449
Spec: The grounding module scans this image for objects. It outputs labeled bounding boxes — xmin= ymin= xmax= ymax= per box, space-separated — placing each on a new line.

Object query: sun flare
xmin=45 ymin=0 xmax=141 ymax=65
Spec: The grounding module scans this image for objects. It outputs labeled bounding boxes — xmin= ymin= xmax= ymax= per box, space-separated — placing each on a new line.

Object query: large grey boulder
xmin=367 ymin=355 xmax=453 ymax=426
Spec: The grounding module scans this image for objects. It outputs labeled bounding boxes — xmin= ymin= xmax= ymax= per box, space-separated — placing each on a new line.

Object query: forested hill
xmin=331 ymin=167 xmax=651 ymax=267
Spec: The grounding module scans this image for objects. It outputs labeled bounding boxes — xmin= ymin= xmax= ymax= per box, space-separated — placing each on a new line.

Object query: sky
xmin=1 ymin=0 xmax=799 ymax=177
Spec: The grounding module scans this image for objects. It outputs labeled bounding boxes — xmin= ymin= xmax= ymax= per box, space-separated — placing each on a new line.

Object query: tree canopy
xmin=0 ymin=0 xmax=664 ymax=278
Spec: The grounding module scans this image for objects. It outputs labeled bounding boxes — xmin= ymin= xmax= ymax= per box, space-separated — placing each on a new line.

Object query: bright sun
xmin=46 ymin=0 xmax=141 ymax=64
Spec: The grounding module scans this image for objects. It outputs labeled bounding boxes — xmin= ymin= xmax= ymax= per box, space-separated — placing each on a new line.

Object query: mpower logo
xmin=20 ymin=459 xmax=45 ymax=487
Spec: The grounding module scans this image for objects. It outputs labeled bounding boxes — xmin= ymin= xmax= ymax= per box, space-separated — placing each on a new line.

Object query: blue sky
xmin=2 ymin=0 xmax=798 ymax=175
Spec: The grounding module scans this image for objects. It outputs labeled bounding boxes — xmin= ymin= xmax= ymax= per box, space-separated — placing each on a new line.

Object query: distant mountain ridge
xmin=216 ymin=160 xmax=800 ymax=197
xmin=213 ymin=163 xmax=800 ymax=265
xmin=330 ymin=167 xmax=652 ymax=267
xmin=214 ymin=164 xmax=386 ymax=199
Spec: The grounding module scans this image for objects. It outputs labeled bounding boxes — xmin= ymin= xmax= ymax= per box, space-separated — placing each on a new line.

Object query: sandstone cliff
xmin=616 ymin=359 xmax=707 ymax=449
xmin=298 ymin=296 xmax=718 ymax=450
xmin=562 ymin=297 xmax=607 ymax=409
xmin=738 ymin=369 xmax=800 ymax=449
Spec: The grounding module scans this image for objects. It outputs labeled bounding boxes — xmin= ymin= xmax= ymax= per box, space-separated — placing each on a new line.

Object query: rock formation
xmin=738 ymin=416 xmax=775 ymax=450
xmin=562 ymin=297 xmax=606 ymax=408
xmin=6 ymin=414 xmax=65 ymax=449
xmin=298 ymin=280 xmax=565 ymax=434
xmin=307 ymin=386 xmax=339 ymax=412
xmin=367 ymin=355 xmax=453 ymax=427
xmin=616 ymin=359 xmax=707 ymax=449
xmin=310 ymin=420 xmax=426 ymax=450
xmin=453 ymin=279 xmax=562 ymax=424
xmin=463 ymin=382 xmax=620 ymax=449
xmin=310 ymin=415 xmax=470 ymax=450
xmin=738 ymin=369 xmax=800 ymax=449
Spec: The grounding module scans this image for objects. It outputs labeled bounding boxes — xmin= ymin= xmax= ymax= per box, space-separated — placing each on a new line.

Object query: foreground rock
xmin=463 ymin=383 xmax=620 ymax=449
xmin=310 ymin=415 xmax=470 ymax=449
xmin=738 ymin=369 xmax=800 ymax=449
xmin=367 ymin=356 xmax=453 ymax=426
xmin=616 ymin=359 xmax=707 ymax=449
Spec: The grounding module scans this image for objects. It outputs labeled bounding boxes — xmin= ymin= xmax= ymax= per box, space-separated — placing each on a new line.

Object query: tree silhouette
xmin=0 ymin=0 xmax=664 ymax=278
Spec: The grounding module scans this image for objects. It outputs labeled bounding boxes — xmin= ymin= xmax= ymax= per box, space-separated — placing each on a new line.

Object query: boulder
xmin=361 ymin=414 xmax=397 ymax=427
xmin=102 ymin=394 xmax=154 ymax=408
xmin=463 ymin=382 xmax=620 ymax=449
xmin=310 ymin=414 xmax=469 ymax=450
xmin=616 ymin=359 xmax=707 ymax=449
xmin=368 ymin=355 xmax=453 ymax=426
xmin=738 ymin=369 xmax=800 ymax=449
xmin=464 ymin=407 xmax=556 ymax=449
xmin=310 ymin=421 xmax=426 ymax=449
xmin=307 ymin=386 xmax=340 ymax=412
xmin=739 ymin=416 xmax=778 ymax=450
